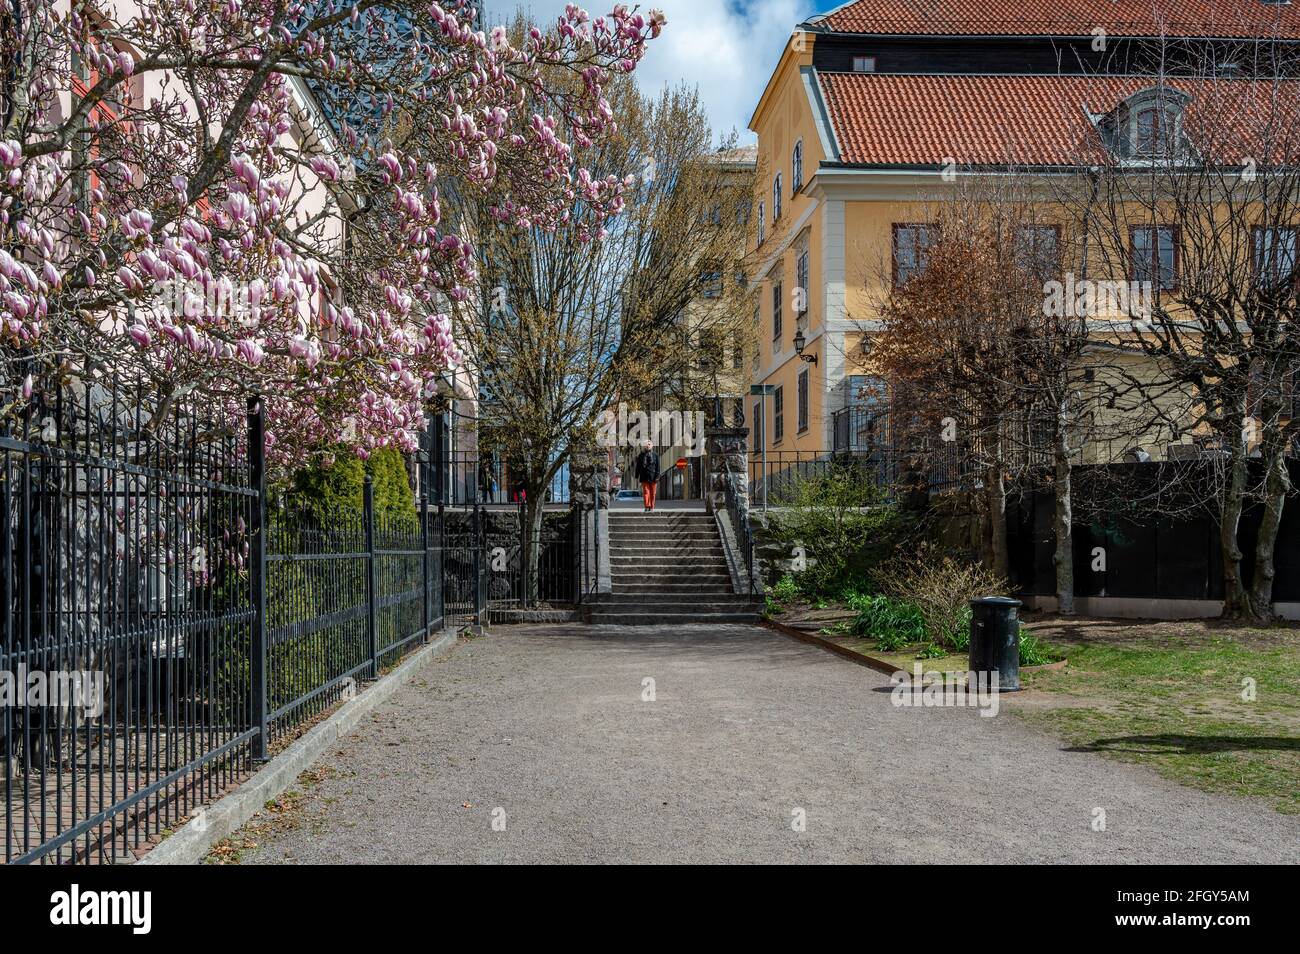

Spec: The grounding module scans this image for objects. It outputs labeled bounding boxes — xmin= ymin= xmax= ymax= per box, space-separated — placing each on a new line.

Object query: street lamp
xmin=793 ymin=328 xmax=818 ymax=365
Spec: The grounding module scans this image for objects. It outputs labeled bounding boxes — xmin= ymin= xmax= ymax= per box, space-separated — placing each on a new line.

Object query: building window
xmin=773 ymin=174 xmax=783 ymax=222
xmin=893 ymin=223 xmax=936 ymax=287
xmin=733 ymin=338 xmax=744 ymax=370
xmin=795 ymin=246 xmax=810 ymax=317
xmin=753 ymin=401 xmax=764 ymax=446
xmin=699 ymin=269 xmax=722 ymax=298
xmin=1133 ymin=106 xmax=1175 ymax=157
xmin=791 ymin=140 xmax=803 ymax=193
xmin=852 ymin=56 xmax=876 ymax=72
xmin=797 ymin=369 xmax=809 ymax=433
xmin=1015 ymin=224 xmax=1060 ymax=280
xmin=757 ymin=201 xmax=765 ymax=245
xmin=1131 ymin=225 xmax=1179 ymax=291
xmin=772 ymin=281 xmax=783 ymax=341
xmin=1254 ymin=226 xmax=1298 ymax=289
xmin=773 ymin=385 xmax=785 ymax=443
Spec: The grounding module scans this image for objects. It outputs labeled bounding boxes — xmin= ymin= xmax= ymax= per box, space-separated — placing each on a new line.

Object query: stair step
xmin=609 ymin=546 xmax=723 ymax=556
xmin=586 ymin=612 xmax=761 ymax=625
xmin=611 ymin=582 xmax=743 ymax=590
xmin=587 ymin=600 xmax=754 ymax=616
xmin=611 ymin=561 xmax=733 ymax=566
xmin=606 ymin=517 xmax=715 ymax=525
xmin=608 ymin=571 xmax=733 ymax=579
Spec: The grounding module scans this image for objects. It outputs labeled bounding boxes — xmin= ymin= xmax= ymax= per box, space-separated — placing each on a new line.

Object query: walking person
xmin=634 ymin=439 xmax=660 ymax=512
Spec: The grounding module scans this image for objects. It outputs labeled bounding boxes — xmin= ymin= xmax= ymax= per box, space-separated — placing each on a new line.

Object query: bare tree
xmin=447 ymin=65 xmax=752 ymax=602
xmin=1058 ymin=38 xmax=1300 ymax=620
xmin=869 ymin=184 xmax=1091 ymax=591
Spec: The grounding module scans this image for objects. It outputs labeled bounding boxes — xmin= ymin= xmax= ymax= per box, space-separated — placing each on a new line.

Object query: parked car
xmin=612 ymin=489 xmax=643 ymax=508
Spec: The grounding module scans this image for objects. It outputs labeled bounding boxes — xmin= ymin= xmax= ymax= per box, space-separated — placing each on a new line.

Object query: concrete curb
xmin=139 ymin=628 xmax=460 ymax=865
xmin=763 ymin=620 xmax=1068 ymax=676
xmin=761 ymin=619 xmax=901 ymax=675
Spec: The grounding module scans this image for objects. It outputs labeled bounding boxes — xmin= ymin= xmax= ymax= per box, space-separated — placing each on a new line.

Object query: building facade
xmin=745 ymin=0 xmax=1300 ymax=470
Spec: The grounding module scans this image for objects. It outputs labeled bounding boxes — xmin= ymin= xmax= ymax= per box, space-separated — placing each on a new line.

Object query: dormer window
xmin=852 ymin=56 xmax=876 ymax=72
xmin=1096 ymin=88 xmax=1192 ymax=162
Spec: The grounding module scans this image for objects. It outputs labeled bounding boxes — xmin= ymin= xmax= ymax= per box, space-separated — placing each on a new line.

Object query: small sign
xmin=675 ymin=458 xmax=688 ymax=470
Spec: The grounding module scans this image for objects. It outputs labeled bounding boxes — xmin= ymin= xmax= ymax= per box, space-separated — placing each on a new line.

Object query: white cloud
xmin=491 ymin=0 xmax=817 ymax=141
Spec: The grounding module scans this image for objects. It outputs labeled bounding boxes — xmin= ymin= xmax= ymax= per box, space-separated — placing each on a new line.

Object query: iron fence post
xmin=472 ymin=501 xmax=484 ymax=629
xmin=437 ymin=502 xmax=446 ymax=623
xmin=248 ymin=396 xmax=269 ymax=761
xmin=419 ymin=454 xmax=431 ymax=643
xmin=364 ymin=475 xmax=378 ymax=678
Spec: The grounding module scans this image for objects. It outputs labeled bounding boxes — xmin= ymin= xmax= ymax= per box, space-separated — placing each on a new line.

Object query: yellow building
xmin=744 ymin=0 xmax=1300 ymax=472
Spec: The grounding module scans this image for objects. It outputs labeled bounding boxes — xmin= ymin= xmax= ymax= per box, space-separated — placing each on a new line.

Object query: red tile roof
xmin=817 ymin=72 xmax=1300 ymax=166
xmin=814 ymin=0 xmax=1300 ymax=39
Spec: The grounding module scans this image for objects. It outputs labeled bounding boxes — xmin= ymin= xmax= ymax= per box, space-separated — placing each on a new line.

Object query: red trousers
xmin=641 ymin=480 xmax=657 ymax=510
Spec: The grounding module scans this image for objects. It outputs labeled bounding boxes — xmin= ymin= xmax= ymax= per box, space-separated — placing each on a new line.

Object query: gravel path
xmin=236 ymin=623 xmax=1300 ymax=864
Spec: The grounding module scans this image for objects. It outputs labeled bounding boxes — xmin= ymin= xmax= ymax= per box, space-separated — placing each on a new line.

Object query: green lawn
xmin=1015 ymin=617 xmax=1300 ymax=813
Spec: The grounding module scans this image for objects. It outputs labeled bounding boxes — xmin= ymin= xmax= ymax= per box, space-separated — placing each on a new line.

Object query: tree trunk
xmin=1052 ymin=409 xmax=1075 ymax=615
xmin=523 ymin=492 xmax=545 ymax=608
xmin=1247 ymin=437 xmax=1290 ymax=621
xmin=984 ymin=462 xmax=1009 ymax=580
xmin=1219 ymin=447 xmax=1250 ymax=619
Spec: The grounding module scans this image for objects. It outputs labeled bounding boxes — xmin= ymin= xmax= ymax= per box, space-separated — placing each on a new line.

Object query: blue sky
xmin=488 ymin=1 xmax=834 ymax=140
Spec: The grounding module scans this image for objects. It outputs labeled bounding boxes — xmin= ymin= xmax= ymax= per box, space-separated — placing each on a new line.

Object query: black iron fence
xmin=2 ymin=377 xmax=584 ymax=864
xmin=1 ymin=380 xmax=259 ymax=865
xmin=436 ymin=453 xmax=571 ymax=506
xmin=263 ymin=482 xmax=439 ymax=743
xmin=1008 ymin=460 xmax=1300 ymax=603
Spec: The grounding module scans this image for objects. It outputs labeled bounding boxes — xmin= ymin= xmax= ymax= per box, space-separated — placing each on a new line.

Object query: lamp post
xmin=793 ymin=328 xmax=818 ymax=365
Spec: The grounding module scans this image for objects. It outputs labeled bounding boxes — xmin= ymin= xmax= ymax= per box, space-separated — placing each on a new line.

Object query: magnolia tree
xmin=0 ymin=0 xmax=663 ymax=466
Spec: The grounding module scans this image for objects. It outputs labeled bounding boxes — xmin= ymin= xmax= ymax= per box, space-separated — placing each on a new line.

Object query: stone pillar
xmin=703 ymin=425 xmax=749 ymax=516
xmin=567 ymin=443 xmax=607 ymax=508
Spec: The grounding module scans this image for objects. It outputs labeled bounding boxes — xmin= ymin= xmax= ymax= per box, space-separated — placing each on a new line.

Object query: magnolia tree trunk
xmin=1052 ymin=409 xmax=1075 ymax=615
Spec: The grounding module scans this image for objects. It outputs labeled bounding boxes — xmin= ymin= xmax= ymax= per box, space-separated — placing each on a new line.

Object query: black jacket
xmin=634 ymin=449 xmax=660 ymax=483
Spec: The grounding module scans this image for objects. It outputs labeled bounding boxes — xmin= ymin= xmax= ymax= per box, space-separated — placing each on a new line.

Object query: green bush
xmin=872 ymin=548 xmax=1007 ymax=650
xmin=772 ymin=470 xmax=917 ymax=601
xmin=1018 ymin=629 xmax=1056 ymax=667
xmin=288 ymin=447 xmax=416 ymax=520
xmin=848 ymin=594 xmax=927 ymax=651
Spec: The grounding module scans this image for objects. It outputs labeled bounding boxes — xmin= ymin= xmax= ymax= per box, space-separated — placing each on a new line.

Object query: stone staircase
xmin=586 ymin=511 xmax=762 ymax=625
